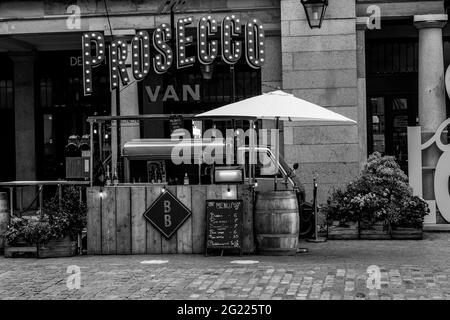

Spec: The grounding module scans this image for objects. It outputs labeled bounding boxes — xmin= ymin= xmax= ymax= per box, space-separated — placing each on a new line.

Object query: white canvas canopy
xmin=195 ymin=90 xmax=357 ymax=191
xmin=195 ymin=90 xmax=356 ymax=124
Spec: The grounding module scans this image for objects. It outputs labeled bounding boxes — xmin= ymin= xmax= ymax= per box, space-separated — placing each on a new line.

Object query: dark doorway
xmin=367 ymin=95 xmax=418 ymax=172
xmin=366 ymin=36 xmax=419 ymax=173
xmin=0 ymin=55 xmax=15 ymax=181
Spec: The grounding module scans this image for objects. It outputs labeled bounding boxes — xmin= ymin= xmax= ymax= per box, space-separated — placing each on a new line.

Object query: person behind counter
xmin=290 ymin=163 xmax=306 ymax=204
xmin=279 ymin=158 xmax=306 ymax=205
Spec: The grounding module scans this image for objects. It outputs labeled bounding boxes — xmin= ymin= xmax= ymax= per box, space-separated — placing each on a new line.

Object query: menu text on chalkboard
xmin=205 ymin=200 xmax=243 ymax=255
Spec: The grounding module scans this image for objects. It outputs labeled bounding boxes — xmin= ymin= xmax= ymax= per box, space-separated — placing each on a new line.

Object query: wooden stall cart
xmin=87 ymin=184 xmax=255 ymax=254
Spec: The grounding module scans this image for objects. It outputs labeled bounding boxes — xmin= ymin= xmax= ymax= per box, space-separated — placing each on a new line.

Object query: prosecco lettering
xmin=82 ymin=15 xmax=265 ymax=95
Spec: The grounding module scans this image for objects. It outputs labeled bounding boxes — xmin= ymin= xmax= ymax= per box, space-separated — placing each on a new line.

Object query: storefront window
xmin=367 ymin=95 xmax=416 ymax=172
xmin=366 ymin=39 xmax=418 ymax=74
xmin=37 ymin=51 xmax=110 ymax=180
xmin=369 ymin=97 xmax=385 ymax=154
xmin=133 ymin=60 xmax=261 ymax=185
xmin=40 ymin=78 xmax=52 ymax=108
xmin=366 ymin=33 xmax=419 ymax=173
xmin=392 ymin=98 xmax=409 ymax=168
xmin=140 ymin=61 xmax=261 ymax=139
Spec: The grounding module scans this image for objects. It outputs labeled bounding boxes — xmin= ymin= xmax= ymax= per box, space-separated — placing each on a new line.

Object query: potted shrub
xmin=390 ymin=195 xmax=428 ymax=239
xmin=322 ymin=189 xmax=359 ymax=239
xmin=4 ymin=216 xmax=40 ymax=258
xmin=323 ymin=152 xmax=429 ymax=240
xmin=4 ymin=186 xmax=86 ymax=258
xmin=38 ymin=186 xmax=86 ymax=258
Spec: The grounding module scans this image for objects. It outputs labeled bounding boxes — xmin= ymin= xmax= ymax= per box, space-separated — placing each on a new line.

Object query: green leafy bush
xmin=5 ymin=186 xmax=86 ymax=245
xmin=323 ymin=152 xmax=429 ymax=229
xmin=44 ymin=186 xmax=87 ymax=240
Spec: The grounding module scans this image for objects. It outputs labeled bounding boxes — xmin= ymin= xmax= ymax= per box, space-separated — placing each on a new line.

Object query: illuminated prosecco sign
xmin=82 ymin=15 xmax=265 ymax=95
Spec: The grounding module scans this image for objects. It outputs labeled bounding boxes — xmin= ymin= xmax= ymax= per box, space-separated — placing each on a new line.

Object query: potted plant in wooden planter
xmin=4 ymin=186 xmax=86 ymax=258
xmin=390 ymin=196 xmax=428 ymax=240
xmin=324 ymin=152 xmax=429 ymax=240
xmin=34 ymin=212 xmax=78 ymax=259
xmin=358 ymin=193 xmax=391 ymax=240
xmin=323 ymin=189 xmax=359 ymax=239
xmin=37 ymin=186 xmax=86 ymax=258
xmin=4 ymin=216 xmax=40 ymax=258
xmin=359 ymin=220 xmax=391 ymax=240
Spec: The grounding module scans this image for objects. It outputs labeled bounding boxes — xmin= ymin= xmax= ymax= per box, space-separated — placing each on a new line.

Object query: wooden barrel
xmin=255 ymin=191 xmax=299 ymax=255
xmin=0 ymin=192 xmax=10 ymax=255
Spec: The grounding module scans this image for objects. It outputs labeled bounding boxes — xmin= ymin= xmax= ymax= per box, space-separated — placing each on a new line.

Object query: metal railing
xmin=0 ymin=180 xmax=89 ymax=217
xmin=86 ymin=114 xmax=257 ymax=186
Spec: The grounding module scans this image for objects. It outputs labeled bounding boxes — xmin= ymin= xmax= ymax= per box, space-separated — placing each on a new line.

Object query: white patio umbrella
xmin=195 ymin=89 xmax=356 ymax=190
xmin=195 ymin=90 xmax=356 ymax=124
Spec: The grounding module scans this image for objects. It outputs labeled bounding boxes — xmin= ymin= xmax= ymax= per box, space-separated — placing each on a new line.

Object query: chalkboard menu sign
xmin=206 ymin=200 xmax=243 ymax=255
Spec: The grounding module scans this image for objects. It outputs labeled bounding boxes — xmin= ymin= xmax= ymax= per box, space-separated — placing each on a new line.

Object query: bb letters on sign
xmin=143 ymin=190 xmax=191 ymax=239
xmin=164 ymin=200 xmax=172 ymax=227
xmin=82 ymin=15 xmax=265 ymax=95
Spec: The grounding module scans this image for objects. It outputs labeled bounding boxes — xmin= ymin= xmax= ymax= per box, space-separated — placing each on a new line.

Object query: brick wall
xmin=281 ymin=0 xmax=360 ymax=204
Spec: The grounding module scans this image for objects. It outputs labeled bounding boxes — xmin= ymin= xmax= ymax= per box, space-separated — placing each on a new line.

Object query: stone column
xmin=118 ymin=42 xmax=140 ymax=149
xmin=414 ymin=14 xmax=447 ymax=204
xmin=110 ymin=35 xmax=140 ymax=179
xmin=356 ymin=17 xmax=368 ymax=170
xmin=10 ymin=52 xmax=37 ymax=208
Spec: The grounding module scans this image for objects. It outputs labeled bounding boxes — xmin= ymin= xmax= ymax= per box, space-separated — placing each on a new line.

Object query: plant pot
xmin=391 ymin=227 xmax=423 ymax=240
xmin=38 ymin=236 xmax=77 ymax=258
xmin=4 ymin=237 xmax=38 ymax=258
xmin=359 ymin=221 xmax=391 ymax=240
xmin=327 ymin=221 xmax=359 ymax=240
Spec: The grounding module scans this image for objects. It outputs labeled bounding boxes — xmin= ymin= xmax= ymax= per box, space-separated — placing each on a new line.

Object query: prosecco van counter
xmin=86 ymin=184 xmax=255 ymax=255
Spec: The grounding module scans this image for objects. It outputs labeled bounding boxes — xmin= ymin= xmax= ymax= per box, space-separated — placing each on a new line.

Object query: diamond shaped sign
xmin=143 ymin=190 xmax=191 ymax=239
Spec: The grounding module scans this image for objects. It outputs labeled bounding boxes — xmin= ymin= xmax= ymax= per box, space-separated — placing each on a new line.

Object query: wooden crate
xmin=391 ymin=227 xmax=423 ymax=240
xmin=66 ymin=157 xmax=89 ymax=180
xmin=328 ymin=221 xmax=424 ymax=240
xmin=360 ymin=222 xmax=391 ymax=240
xmin=327 ymin=222 xmax=359 ymax=240
xmin=38 ymin=236 xmax=77 ymax=258
xmin=5 ymin=239 xmax=38 ymax=258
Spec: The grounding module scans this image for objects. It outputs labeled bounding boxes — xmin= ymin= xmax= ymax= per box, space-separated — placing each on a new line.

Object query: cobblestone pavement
xmin=2 ymin=233 xmax=450 ymax=300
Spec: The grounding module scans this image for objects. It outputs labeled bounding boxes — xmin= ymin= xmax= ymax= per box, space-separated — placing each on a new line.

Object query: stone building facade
xmin=0 ymin=0 xmax=449 ymax=224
